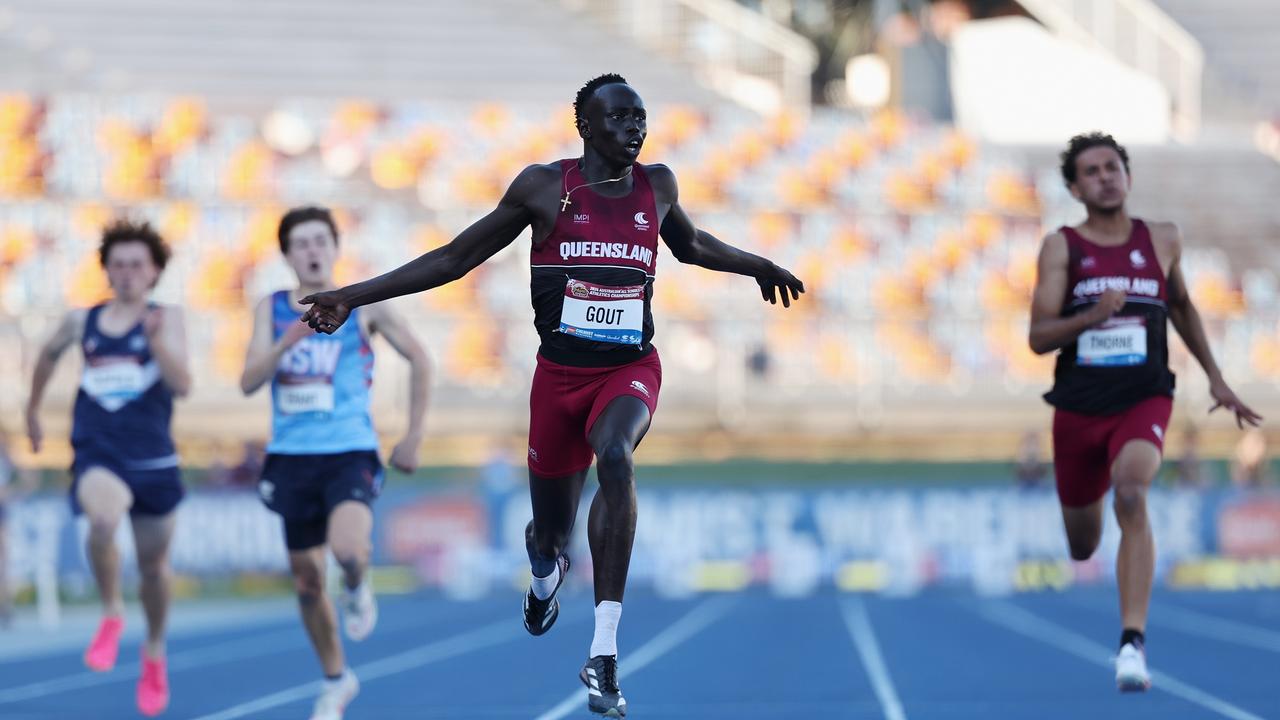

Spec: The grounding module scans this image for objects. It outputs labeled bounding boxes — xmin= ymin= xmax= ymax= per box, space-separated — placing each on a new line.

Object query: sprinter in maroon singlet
xmin=1030 ymin=133 xmax=1261 ymax=692
xmin=298 ymin=74 xmax=804 ymax=716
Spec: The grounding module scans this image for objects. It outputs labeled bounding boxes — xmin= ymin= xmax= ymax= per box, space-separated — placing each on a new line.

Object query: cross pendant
xmin=559 ymin=194 xmax=572 ymax=212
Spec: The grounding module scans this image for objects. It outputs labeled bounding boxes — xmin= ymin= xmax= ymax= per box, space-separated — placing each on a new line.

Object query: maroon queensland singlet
xmin=530 ymin=159 xmax=660 ymax=367
xmin=1043 ymin=218 xmax=1176 ymax=415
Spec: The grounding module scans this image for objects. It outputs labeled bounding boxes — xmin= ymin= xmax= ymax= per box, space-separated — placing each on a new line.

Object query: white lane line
xmin=0 ymin=627 xmax=302 ymax=703
xmin=839 ymin=597 xmax=908 ymax=720
xmin=533 ymin=595 xmax=737 ymax=720
xmin=190 ymin=616 xmax=526 ymax=720
xmin=1155 ymin=603 xmax=1280 ymax=654
xmin=974 ymin=600 xmax=1266 ymax=720
xmin=0 ymin=596 xmax=467 ymax=703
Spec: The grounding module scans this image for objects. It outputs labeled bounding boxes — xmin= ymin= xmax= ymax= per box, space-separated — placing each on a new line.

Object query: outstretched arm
xmin=300 ymin=165 xmax=548 ymax=332
xmin=1164 ymin=230 xmax=1261 ymax=427
xmin=652 ymin=167 xmax=804 ymax=307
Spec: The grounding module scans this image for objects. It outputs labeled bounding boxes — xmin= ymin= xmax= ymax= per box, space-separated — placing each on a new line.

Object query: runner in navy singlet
xmin=298 ymin=74 xmax=804 ymax=716
xmin=25 ymin=220 xmax=190 ymax=716
xmin=1029 ymin=133 xmax=1262 ymax=692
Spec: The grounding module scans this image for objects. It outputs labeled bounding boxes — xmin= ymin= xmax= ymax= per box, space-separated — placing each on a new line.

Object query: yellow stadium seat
xmin=66 ymin=254 xmax=113 ymax=307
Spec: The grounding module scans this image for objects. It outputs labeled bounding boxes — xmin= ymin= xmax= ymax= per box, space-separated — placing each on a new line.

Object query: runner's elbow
xmin=1028 ymin=333 xmax=1053 ymax=356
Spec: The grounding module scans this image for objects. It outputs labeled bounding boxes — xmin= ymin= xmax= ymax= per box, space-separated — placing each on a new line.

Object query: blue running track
xmin=0 ymin=587 xmax=1275 ymax=719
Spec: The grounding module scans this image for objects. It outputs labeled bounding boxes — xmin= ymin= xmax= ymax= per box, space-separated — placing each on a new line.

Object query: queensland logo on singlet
xmin=1072 ymin=276 xmax=1159 ymax=299
xmin=559 ymin=240 xmax=654 ymax=268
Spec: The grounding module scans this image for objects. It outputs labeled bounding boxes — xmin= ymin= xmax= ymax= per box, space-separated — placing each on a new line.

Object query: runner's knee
xmin=1112 ymin=484 xmax=1148 ymax=524
xmin=137 ymin=557 xmax=168 ymax=583
xmin=290 ymin=557 xmax=325 ymax=603
xmin=330 ymin=541 xmax=368 ymax=572
xmin=86 ymin=512 xmax=123 ymax=541
xmin=1068 ymin=534 xmax=1099 ymax=561
xmin=594 ymin=441 xmax=634 ymax=483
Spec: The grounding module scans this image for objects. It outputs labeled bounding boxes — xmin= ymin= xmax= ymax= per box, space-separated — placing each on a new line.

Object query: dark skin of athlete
xmin=299 ymin=82 xmax=804 ymax=604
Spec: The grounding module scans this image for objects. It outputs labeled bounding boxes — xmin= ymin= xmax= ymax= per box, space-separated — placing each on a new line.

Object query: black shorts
xmin=258 ymin=450 xmax=384 ymax=551
xmin=70 ymin=455 xmax=184 ymax=517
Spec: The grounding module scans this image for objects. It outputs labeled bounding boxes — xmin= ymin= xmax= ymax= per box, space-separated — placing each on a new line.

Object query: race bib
xmin=558 ymin=279 xmax=645 ymax=345
xmin=1078 ymin=316 xmax=1147 ymax=367
xmin=277 ymin=382 xmax=335 ymax=414
xmin=82 ymin=357 xmax=150 ymax=410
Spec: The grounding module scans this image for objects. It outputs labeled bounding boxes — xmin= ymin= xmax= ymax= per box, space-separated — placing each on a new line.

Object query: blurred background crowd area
xmin=0 ymin=0 xmax=1278 ymax=469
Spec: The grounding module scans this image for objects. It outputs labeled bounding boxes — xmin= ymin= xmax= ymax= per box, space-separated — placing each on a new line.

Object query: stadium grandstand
xmin=2 ymin=0 xmax=1276 ymax=466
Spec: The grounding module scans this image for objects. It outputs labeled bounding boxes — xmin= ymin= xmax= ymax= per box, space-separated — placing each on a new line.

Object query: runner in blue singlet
xmin=240 ymin=206 xmax=430 ymax=720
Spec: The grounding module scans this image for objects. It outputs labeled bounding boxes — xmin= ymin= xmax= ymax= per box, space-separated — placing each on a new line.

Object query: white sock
xmin=589 ymin=601 xmax=622 ymax=658
xmin=530 ymin=562 xmax=561 ymax=601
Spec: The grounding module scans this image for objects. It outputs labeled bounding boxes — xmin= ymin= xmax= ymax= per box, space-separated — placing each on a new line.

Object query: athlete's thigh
xmin=1051 ymin=410 xmax=1111 ymax=508
xmin=528 ymin=361 xmax=594 ymax=477
xmin=130 ymin=512 xmax=177 ymax=566
xmin=587 ymin=395 xmax=652 ymax=452
xmin=76 ymin=466 xmax=134 ymax=522
xmin=585 ymin=354 xmax=660 ymax=451
xmin=1107 ymin=396 xmax=1171 ymax=488
xmin=288 ymin=545 xmax=328 ymax=583
xmin=259 ymin=454 xmax=327 ymax=551
xmin=1060 ymin=498 xmax=1105 ymax=545
xmin=1110 ymin=440 xmax=1162 ymax=489
xmin=327 ymin=500 xmax=373 ymax=550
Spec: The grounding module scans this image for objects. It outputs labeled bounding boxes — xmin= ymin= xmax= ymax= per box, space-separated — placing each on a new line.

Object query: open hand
xmin=299 ymin=290 xmax=352 ymax=334
xmin=1209 ymin=378 xmax=1263 ymax=429
xmin=757 ymin=263 xmax=805 ymax=308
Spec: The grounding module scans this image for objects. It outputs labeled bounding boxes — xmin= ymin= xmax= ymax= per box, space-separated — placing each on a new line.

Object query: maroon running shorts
xmin=1051 ymin=394 xmax=1173 ymax=507
xmin=527 ymin=350 xmax=663 ymax=477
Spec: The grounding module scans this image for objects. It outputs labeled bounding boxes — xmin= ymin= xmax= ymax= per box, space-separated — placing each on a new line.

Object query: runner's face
xmin=1070 ymin=146 xmax=1129 ymax=212
xmin=582 ymin=84 xmax=646 ymax=165
xmin=284 ymin=220 xmax=338 ymax=286
xmin=104 ymin=241 xmax=160 ymax=301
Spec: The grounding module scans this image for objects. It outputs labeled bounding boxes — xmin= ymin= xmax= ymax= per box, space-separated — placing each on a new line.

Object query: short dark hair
xmin=1060 ymin=132 xmax=1130 ymax=185
xmin=573 ymin=73 xmax=630 ymax=127
xmin=278 ymin=206 xmax=339 ymax=254
xmin=99 ymin=219 xmax=170 ymax=270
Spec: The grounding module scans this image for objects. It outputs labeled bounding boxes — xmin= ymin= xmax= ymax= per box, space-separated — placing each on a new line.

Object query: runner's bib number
xmin=558 ymin=279 xmax=645 ymax=345
xmin=277 ymin=382 xmax=335 ymax=414
xmin=1077 ymin=316 xmax=1147 ymax=367
xmin=81 ymin=357 xmax=154 ymax=411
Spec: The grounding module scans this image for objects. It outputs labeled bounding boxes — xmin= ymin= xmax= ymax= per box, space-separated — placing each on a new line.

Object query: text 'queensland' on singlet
xmin=268 ymin=290 xmax=378 ymax=454
xmin=530 ymin=159 xmax=661 ymax=367
xmin=1044 ymin=219 xmax=1176 ymax=415
xmin=72 ymin=304 xmax=177 ymax=469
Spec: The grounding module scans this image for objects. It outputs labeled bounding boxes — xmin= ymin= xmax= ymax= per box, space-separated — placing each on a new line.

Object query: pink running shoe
xmin=137 ymin=652 xmax=170 ymax=716
xmin=83 ymin=616 xmax=124 ymax=672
